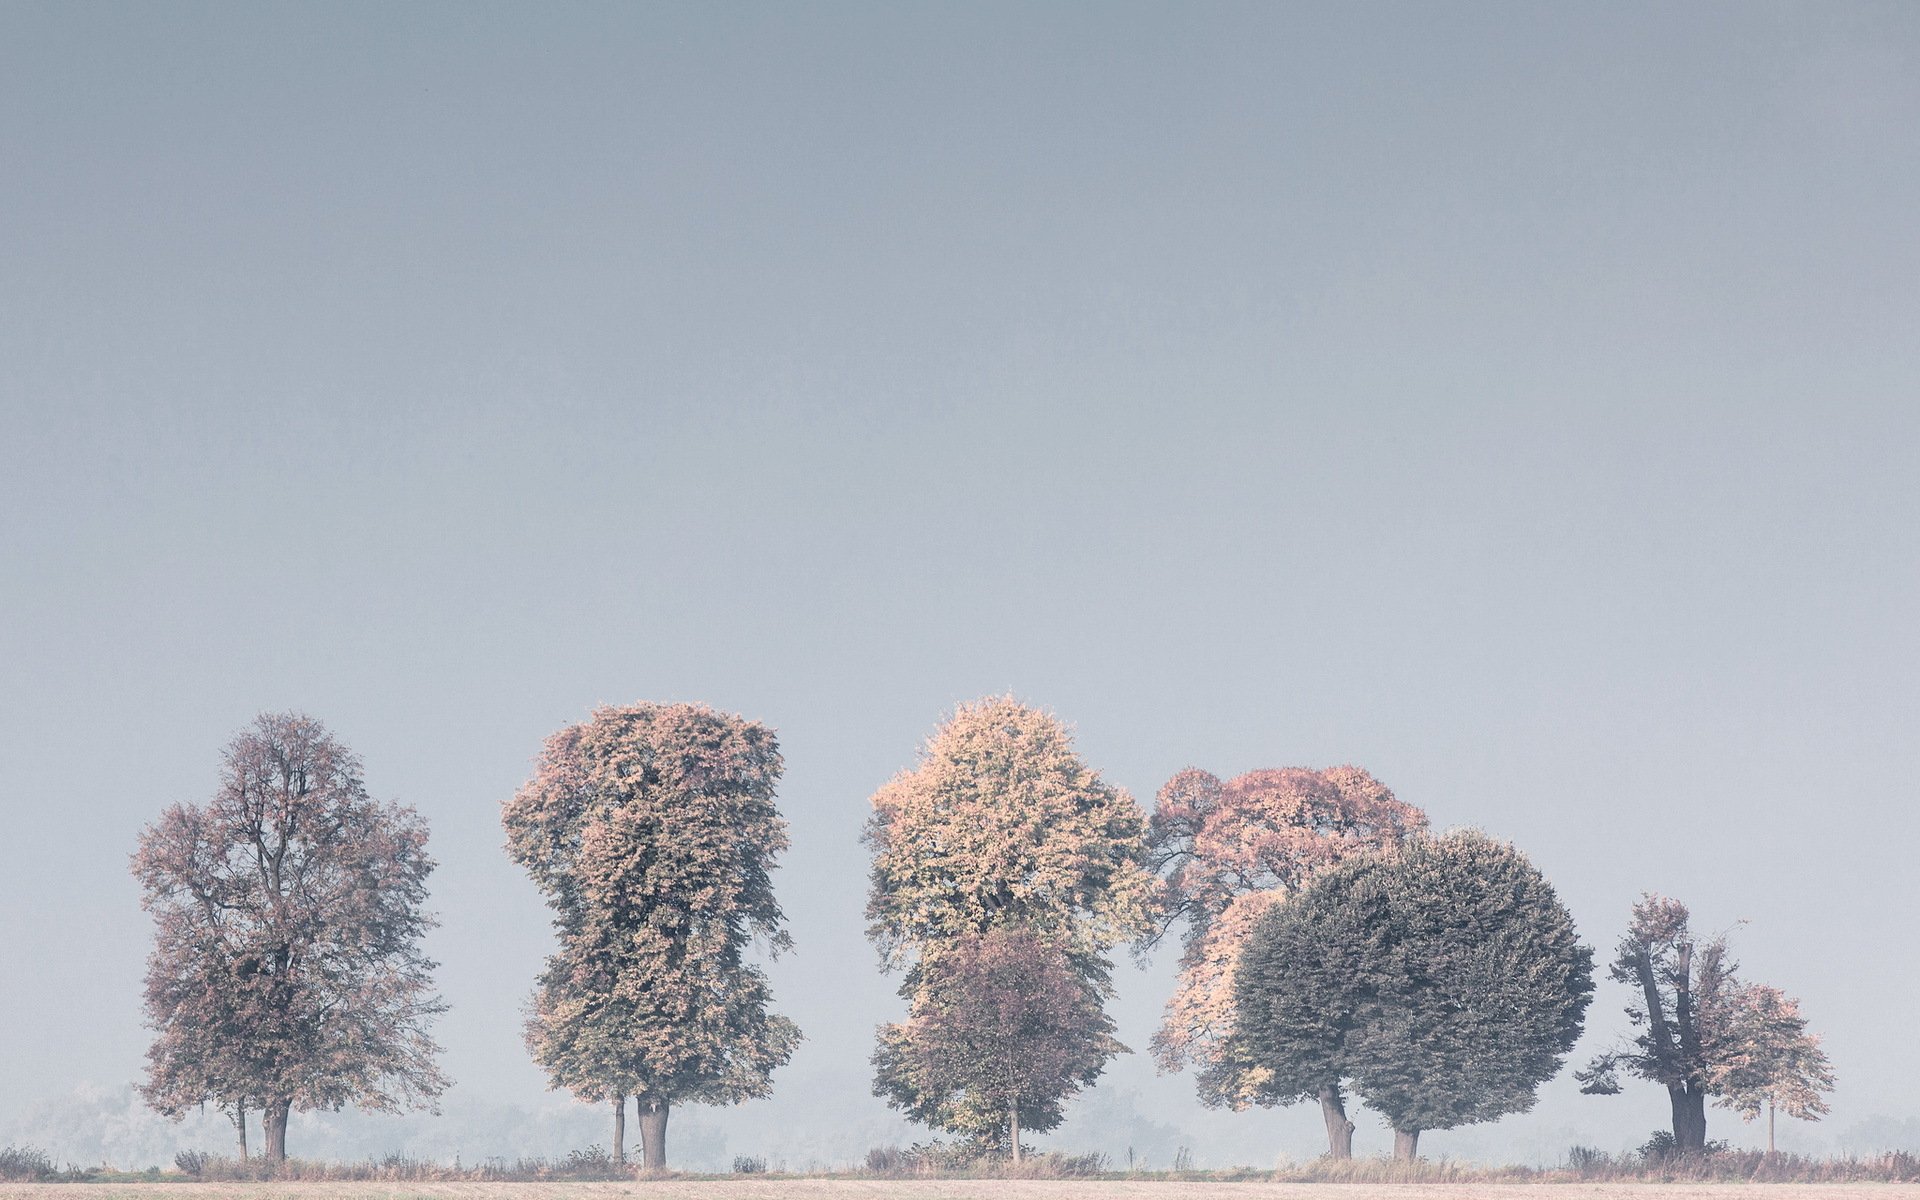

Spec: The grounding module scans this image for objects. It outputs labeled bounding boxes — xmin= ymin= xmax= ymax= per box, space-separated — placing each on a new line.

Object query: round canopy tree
xmin=1341 ymin=831 xmax=1594 ymax=1159
xmin=1238 ymin=831 xmax=1593 ymax=1160
xmin=504 ymin=703 xmax=799 ymax=1172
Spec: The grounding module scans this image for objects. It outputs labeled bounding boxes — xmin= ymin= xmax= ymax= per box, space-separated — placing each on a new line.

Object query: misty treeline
xmin=133 ymin=700 xmax=1833 ymax=1170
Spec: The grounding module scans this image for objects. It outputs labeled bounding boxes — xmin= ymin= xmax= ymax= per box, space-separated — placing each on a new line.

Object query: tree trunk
xmin=263 ymin=1098 xmax=291 ymax=1163
xmin=233 ymin=1103 xmax=248 ymax=1161
xmin=638 ymin=1099 xmax=669 ymax=1173
xmin=612 ymin=1094 xmax=626 ymax=1165
xmin=1768 ymin=1100 xmax=1776 ymax=1154
xmin=1010 ymin=1105 xmax=1021 ymax=1165
xmin=1317 ymin=1084 xmax=1355 ymax=1159
xmin=1668 ymin=1084 xmax=1707 ymax=1152
xmin=1394 ymin=1128 xmax=1421 ymax=1161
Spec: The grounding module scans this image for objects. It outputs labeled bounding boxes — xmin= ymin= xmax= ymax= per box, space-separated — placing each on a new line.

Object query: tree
xmin=1580 ymin=896 xmax=1833 ymax=1154
xmin=1342 ymin=832 xmax=1592 ymax=1159
xmin=872 ymin=928 xmax=1121 ymax=1160
xmin=1230 ymin=863 xmax=1378 ymax=1159
xmin=864 ymin=697 xmax=1161 ymax=971
xmin=863 ymin=697 xmax=1159 ymax=1138
xmin=503 ymin=703 xmax=800 ymax=1172
xmin=133 ymin=712 xmax=447 ymax=1162
xmin=1237 ymin=832 xmax=1593 ymax=1161
xmin=1147 ymin=765 xmax=1424 ymax=1155
xmin=1703 ymin=982 xmax=1834 ymax=1152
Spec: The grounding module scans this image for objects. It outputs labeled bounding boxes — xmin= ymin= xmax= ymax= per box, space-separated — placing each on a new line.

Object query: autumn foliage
xmin=864 ymin=697 xmax=1161 ymax=970
xmin=1146 ymin=766 xmax=1426 ymax=1120
xmin=117 ymin=701 xmax=1838 ymax=1174
xmin=132 ymin=713 xmax=447 ymax=1162
xmin=503 ymin=703 xmax=800 ymax=1171
xmin=873 ymin=927 xmax=1120 ymax=1161
xmin=865 ymin=697 xmax=1157 ymax=1152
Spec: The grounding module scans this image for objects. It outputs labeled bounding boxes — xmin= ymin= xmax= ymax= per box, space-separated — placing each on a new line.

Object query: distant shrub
xmin=0 ymin=1145 xmax=58 ymax=1182
xmin=732 ymin=1155 xmax=767 ymax=1174
xmin=172 ymin=1147 xmax=635 ymax=1183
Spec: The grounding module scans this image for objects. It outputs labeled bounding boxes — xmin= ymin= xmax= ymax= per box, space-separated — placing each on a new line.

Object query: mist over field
xmin=3 ymin=1 xmax=1918 ymax=1177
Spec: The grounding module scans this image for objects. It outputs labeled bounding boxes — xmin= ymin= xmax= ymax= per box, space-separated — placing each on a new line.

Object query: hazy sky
xmin=3 ymin=1 xmax=1917 ymax=1167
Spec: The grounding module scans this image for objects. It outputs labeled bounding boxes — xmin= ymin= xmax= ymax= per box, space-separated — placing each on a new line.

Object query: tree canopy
xmin=1238 ymin=831 xmax=1593 ymax=1160
xmin=1147 ymin=764 xmax=1425 ymax=1145
xmin=864 ymin=696 xmax=1160 ymax=975
xmin=864 ymin=697 xmax=1156 ymax=1149
xmin=133 ymin=712 xmax=447 ymax=1161
xmin=503 ymin=703 xmax=800 ymax=1170
xmin=1338 ymin=831 xmax=1592 ymax=1158
xmin=873 ymin=927 xmax=1121 ymax=1159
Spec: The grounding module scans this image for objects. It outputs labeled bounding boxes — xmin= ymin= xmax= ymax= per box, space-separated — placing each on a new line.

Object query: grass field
xmin=7 ymin=1184 xmax=1920 ymax=1200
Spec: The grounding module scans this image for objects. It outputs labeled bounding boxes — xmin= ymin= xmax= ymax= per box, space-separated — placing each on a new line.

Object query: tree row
xmin=133 ymin=700 xmax=1832 ymax=1168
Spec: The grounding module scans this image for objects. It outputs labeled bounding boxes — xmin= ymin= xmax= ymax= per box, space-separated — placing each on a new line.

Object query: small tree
xmin=1148 ymin=765 xmax=1425 ymax=1155
xmin=1704 ymin=982 xmax=1834 ymax=1152
xmin=1580 ymin=896 xmax=1833 ymax=1154
xmin=504 ymin=703 xmax=800 ymax=1171
xmin=873 ymin=928 xmax=1121 ymax=1160
xmin=133 ymin=713 xmax=447 ymax=1161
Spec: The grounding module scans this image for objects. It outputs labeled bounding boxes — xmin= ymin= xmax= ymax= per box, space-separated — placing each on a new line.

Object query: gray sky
xmin=3 ymin=1 xmax=1916 ymax=1168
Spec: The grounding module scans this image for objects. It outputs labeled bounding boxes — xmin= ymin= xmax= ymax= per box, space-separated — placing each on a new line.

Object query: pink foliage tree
xmin=132 ymin=713 xmax=447 ymax=1161
xmin=1146 ymin=765 xmax=1425 ymax=1156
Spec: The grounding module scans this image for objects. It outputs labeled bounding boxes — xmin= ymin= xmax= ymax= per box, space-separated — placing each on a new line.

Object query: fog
xmin=3 ymin=1 xmax=1916 ymax=1171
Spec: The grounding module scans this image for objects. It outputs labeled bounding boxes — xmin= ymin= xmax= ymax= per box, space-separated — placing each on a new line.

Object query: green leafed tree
xmin=133 ymin=712 xmax=447 ymax=1162
xmin=1238 ymin=831 xmax=1593 ymax=1160
xmin=1340 ymin=831 xmax=1593 ymax=1158
xmin=863 ymin=697 xmax=1160 ymax=1145
xmin=1229 ymin=858 xmax=1379 ymax=1158
xmin=872 ymin=927 xmax=1121 ymax=1160
xmin=503 ymin=703 xmax=800 ymax=1171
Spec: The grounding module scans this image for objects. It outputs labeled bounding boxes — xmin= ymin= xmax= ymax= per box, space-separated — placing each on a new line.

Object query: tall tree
xmin=504 ymin=703 xmax=800 ymax=1172
xmin=1237 ymin=832 xmax=1592 ymax=1161
xmin=1580 ymin=896 xmax=1833 ymax=1154
xmin=873 ymin=928 xmax=1121 ymax=1160
xmin=864 ymin=697 xmax=1159 ymax=1138
xmin=133 ymin=712 xmax=447 ymax=1162
xmin=1147 ymin=765 xmax=1424 ymax=1154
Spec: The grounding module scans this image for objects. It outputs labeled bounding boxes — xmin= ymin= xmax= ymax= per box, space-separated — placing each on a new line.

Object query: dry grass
xmin=5 ymin=1182 xmax=1920 ymax=1200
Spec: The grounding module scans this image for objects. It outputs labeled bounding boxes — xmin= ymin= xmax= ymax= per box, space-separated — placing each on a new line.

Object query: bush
xmin=166 ymin=1148 xmax=637 ymax=1183
xmin=732 ymin=1155 xmax=768 ymax=1174
xmin=0 ymin=1145 xmax=58 ymax=1182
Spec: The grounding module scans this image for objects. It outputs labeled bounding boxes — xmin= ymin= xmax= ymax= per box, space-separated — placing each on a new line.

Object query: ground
xmin=5 ymin=1185 xmax=1920 ymax=1200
